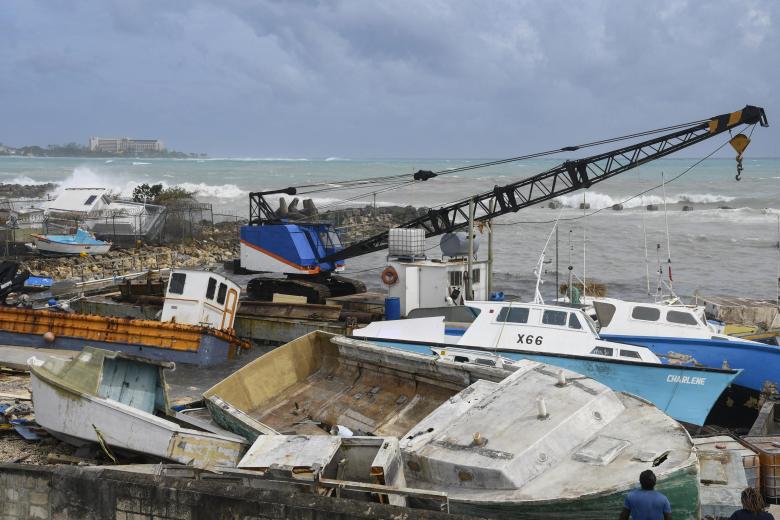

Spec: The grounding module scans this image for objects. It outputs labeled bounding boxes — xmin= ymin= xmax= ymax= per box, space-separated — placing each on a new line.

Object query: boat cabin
xmin=459 ymin=301 xmax=659 ymax=362
xmin=593 ymin=298 xmax=735 ymax=340
xmin=161 ymin=270 xmax=240 ymax=331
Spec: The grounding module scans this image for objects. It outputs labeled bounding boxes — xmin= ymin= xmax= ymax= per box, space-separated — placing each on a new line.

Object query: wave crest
xmin=554 ymin=191 xmax=736 ymax=209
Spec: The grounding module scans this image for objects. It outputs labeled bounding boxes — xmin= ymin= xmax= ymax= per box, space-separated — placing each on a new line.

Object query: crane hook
xmin=735 ymin=156 xmax=743 ymax=181
xmin=729 ymin=133 xmax=751 ymax=182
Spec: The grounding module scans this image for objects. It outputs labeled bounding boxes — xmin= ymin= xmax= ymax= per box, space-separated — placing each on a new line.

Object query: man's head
xmin=639 ymin=470 xmax=657 ymax=490
xmin=741 ymin=487 xmax=766 ymax=513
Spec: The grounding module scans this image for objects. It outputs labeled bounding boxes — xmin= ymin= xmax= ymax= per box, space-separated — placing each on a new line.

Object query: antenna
xmin=639 ymin=170 xmax=651 ymax=295
xmin=662 ymin=172 xmax=674 ymax=292
xmin=582 ymin=192 xmax=587 ymax=301
xmin=533 ymin=214 xmax=562 ymax=304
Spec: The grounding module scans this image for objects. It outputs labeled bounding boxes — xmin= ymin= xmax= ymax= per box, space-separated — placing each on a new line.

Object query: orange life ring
xmin=381 ymin=266 xmax=398 ymax=285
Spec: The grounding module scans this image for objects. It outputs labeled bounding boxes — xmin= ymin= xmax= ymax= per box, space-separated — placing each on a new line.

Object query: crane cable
xmin=333 ymin=123 xmax=755 ymax=277
xmin=289 ymin=117 xmax=712 ymax=196
xmin=493 ymin=126 xmax=751 ymax=226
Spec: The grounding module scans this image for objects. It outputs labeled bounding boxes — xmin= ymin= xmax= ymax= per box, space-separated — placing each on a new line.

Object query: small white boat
xmin=29 ymin=347 xmax=247 ymax=467
xmin=27 ymin=228 xmax=111 ymax=255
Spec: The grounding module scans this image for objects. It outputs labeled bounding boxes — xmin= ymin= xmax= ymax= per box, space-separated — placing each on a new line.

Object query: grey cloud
xmin=0 ymin=0 xmax=777 ymax=157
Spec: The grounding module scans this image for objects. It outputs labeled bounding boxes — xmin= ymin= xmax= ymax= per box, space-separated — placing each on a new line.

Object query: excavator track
xmin=246 ymin=274 xmax=366 ymax=304
xmin=328 ymin=275 xmax=367 ymax=298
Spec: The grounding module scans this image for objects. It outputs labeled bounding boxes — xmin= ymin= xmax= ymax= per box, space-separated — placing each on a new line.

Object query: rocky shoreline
xmin=17 ymin=205 xmax=422 ymax=280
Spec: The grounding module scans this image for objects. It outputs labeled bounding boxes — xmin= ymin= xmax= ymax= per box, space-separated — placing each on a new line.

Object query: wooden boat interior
xmin=204 ymin=332 xmax=505 ymax=438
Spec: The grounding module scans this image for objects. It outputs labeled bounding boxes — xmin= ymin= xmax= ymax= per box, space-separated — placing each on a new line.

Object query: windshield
xmin=581 ymin=312 xmax=600 ymax=336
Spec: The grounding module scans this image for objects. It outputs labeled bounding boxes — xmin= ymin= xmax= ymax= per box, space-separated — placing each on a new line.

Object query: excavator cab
xmin=240 ymin=195 xmax=361 ymax=303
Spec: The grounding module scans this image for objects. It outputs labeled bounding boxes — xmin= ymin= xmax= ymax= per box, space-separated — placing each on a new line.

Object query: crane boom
xmin=321 ymin=105 xmax=768 ymax=263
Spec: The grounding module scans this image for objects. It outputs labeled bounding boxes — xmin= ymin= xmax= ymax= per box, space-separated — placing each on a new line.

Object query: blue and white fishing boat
xmin=592 ymin=298 xmax=780 ymax=415
xmin=353 ymin=301 xmax=740 ymax=426
xmin=27 ymin=228 xmax=111 ymax=255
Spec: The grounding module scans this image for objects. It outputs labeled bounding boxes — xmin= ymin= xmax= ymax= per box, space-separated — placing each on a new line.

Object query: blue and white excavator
xmin=239 ymin=105 xmax=768 ymax=303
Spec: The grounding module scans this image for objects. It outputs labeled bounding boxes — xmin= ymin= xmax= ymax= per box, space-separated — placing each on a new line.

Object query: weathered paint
xmin=0 ymin=306 xmax=250 ymax=366
xmin=29 ymin=348 xmax=247 ymax=467
xmin=233 ymin=314 xmax=346 ymax=344
xmin=432 ymin=466 xmax=698 ymax=520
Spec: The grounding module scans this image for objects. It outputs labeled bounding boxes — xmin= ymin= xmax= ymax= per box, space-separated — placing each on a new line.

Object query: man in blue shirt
xmin=619 ymin=470 xmax=672 ymax=520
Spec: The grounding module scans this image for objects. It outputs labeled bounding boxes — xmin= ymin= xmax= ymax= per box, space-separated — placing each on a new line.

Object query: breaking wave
xmin=553 ymin=191 xmax=736 ymax=210
xmin=0 ymin=176 xmax=52 ymax=186
xmin=174 ymin=182 xmax=246 ymax=199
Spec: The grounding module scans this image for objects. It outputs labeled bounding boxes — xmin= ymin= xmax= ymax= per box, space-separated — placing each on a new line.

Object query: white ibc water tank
xmin=388 ymin=228 xmax=426 ymax=258
xmin=440 ymin=232 xmax=480 ymax=258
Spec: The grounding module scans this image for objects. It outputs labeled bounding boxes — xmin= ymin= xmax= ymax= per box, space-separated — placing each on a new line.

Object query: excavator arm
xmin=322 ymin=105 xmax=768 ymax=263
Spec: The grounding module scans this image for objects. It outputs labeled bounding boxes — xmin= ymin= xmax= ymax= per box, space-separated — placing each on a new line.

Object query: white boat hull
xmin=30 ymin=370 xmax=244 ymax=467
xmin=29 ymin=236 xmax=111 ymax=255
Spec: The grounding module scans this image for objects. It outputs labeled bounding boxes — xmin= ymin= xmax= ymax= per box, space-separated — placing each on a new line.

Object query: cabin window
xmin=620 ymin=349 xmax=641 ymax=359
xmin=169 ymin=273 xmax=186 ymax=295
xmin=471 ymin=269 xmax=481 ymax=284
xmin=542 ymin=310 xmax=567 ymax=327
xmin=449 ymin=271 xmax=463 ymax=286
xmin=631 ymin=306 xmax=660 ymax=321
xmin=568 ymin=313 xmax=583 ymax=329
xmin=496 ymin=307 xmax=529 ymax=323
xmin=84 ymin=195 xmax=97 ymax=205
xmin=593 ymin=301 xmax=617 ymax=327
xmin=217 ymin=283 xmax=228 ymax=305
xmin=205 ymin=278 xmax=217 ymax=300
xmin=666 ymin=310 xmax=699 ymax=326
xmin=590 ymin=346 xmax=613 ymax=356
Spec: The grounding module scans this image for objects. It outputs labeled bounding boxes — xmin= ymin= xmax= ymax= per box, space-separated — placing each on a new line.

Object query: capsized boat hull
xmin=360 ymin=337 xmax=739 ymax=426
xmin=30 ymin=361 xmax=245 ymax=467
xmin=471 ymin=469 xmax=696 ymax=519
xmin=416 ymin=466 xmax=698 ymax=519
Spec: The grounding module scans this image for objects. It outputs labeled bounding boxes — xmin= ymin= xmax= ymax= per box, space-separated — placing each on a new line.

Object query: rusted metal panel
xmin=0 ymin=306 xmax=250 ymax=355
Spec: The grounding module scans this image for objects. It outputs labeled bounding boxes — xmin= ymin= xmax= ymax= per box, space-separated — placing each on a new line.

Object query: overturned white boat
xmin=29 ymin=347 xmax=246 ymax=467
xmin=204 ymin=332 xmax=700 ymax=518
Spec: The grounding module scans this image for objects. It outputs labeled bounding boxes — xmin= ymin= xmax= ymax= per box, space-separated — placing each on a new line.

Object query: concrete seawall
xmin=0 ymin=464 xmax=477 ymax=520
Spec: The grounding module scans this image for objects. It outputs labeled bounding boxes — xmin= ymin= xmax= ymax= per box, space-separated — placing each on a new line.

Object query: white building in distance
xmin=88 ymin=137 xmax=165 ymax=154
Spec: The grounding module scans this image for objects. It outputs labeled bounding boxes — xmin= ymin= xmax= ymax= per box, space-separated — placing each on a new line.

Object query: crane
xmin=239 ymin=105 xmax=768 ymax=303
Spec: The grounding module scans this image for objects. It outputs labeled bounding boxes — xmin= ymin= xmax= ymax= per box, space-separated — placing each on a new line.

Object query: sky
xmin=1 ymin=1 xmax=777 ymax=158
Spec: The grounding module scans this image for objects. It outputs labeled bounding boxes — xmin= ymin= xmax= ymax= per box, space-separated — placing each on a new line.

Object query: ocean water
xmin=0 ymin=156 xmax=778 ymax=302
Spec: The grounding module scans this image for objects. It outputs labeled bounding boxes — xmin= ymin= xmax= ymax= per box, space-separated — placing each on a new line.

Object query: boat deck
xmin=204 ymin=332 xmax=507 ymax=439
xmin=245 ymin=352 xmax=457 ymax=437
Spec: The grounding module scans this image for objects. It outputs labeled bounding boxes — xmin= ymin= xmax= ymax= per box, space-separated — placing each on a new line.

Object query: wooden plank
xmin=272 ymin=293 xmax=308 ymax=304
xmin=172 ymin=411 xmax=246 ymax=442
xmin=0 ymin=390 xmax=31 ymax=401
xmin=238 ymin=300 xmax=342 ymax=321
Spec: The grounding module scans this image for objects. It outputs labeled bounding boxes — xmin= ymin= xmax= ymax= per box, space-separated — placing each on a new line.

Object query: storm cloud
xmin=1 ymin=1 xmax=777 ymax=157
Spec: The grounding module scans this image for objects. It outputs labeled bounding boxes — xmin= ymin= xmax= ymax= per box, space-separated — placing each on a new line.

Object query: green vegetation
xmin=132 ymin=183 xmax=195 ymax=204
